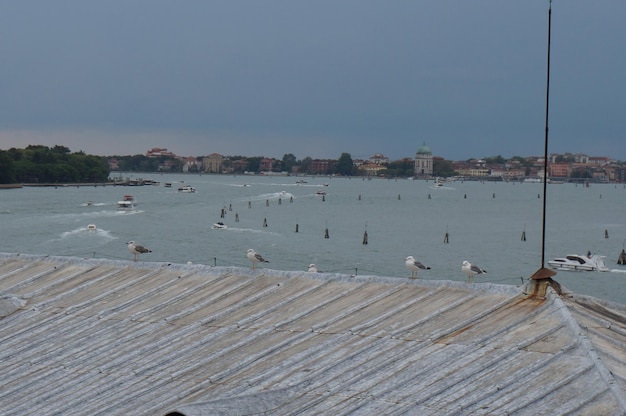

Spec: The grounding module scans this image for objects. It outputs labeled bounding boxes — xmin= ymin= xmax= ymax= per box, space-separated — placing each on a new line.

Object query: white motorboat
xmin=430 ymin=178 xmax=450 ymax=190
xmin=212 ymin=222 xmax=227 ymax=229
xmin=548 ymin=254 xmax=609 ymax=272
xmin=86 ymin=224 xmax=97 ymax=231
xmin=178 ymin=185 xmax=196 ymax=193
xmin=117 ymin=195 xmax=137 ymax=210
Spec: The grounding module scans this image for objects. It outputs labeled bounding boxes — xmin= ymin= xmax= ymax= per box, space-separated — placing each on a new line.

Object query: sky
xmin=1 ymin=0 xmax=624 ymax=161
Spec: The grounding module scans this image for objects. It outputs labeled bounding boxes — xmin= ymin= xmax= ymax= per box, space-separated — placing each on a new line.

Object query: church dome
xmin=416 ymin=143 xmax=431 ymax=154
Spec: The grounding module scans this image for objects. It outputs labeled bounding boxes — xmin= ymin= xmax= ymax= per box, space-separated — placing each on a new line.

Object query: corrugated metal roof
xmin=0 ymin=253 xmax=625 ymax=415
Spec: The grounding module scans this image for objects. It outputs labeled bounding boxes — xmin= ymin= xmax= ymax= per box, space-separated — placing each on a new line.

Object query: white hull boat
xmin=178 ymin=186 xmax=196 ymax=193
xmin=117 ymin=195 xmax=137 ymax=210
xmin=548 ymin=254 xmax=609 ymax=272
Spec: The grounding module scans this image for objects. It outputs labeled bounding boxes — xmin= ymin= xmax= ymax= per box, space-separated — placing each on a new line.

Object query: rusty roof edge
xmin=551 ymin=289 xmax=626 ymax=411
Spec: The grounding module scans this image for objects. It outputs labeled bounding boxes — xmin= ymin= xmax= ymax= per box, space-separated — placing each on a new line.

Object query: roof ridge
xmin=552 ymin=291 xmax=626 ymax=411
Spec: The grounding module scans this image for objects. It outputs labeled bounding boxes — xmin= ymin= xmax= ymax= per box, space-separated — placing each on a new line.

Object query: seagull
xmin=405 ymin=256 xmax=431 ymax=279
xmin=462 ymin=260 xmax=487 ymax=282
xmin=308 ymin=264 xmax=318 ymax=273
xmin=246 ymin=248 xmax=269 ymax=270
xmin=127 ymin=241 xmax=152 ymax=261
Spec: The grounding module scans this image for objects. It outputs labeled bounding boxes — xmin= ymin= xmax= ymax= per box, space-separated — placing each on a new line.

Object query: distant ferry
xmin=178 ymin=185 xmax=196 ymax=193
xmin=117 ymin=194 xmax=137 ymax=210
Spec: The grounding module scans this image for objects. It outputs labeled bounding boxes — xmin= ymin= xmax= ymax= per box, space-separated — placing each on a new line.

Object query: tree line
xmin=0 ymin=146 xmax=458 ymax=183
xmin=0 ymin=145 xmax=109 ymax=184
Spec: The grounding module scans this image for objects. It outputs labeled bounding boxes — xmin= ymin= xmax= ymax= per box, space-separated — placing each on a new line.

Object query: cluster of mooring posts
xmin=215 ymin=186 xmax=624 ymax=266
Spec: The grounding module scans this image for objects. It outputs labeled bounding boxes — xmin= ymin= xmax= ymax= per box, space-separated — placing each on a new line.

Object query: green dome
xmin=416 ymin=143 xmax=431 ymax=154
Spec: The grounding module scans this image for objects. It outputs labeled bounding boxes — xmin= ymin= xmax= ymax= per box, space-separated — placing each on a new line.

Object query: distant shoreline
xmin=0 ymin=182 xmax=115 ymax=189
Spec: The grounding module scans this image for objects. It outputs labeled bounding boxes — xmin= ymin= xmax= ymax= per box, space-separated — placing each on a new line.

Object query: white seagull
xmin=405 ymin=256 xmax=431 ymax=279
xmin=246 ymin=248 xmax=269 ymax=270
xmin=127 ymin=241 xmax=152 ymax=261
xmin=308 ymin=264 xmax=318 ymax=273
xmin=462 ymin=260 xmax=487 ymax=282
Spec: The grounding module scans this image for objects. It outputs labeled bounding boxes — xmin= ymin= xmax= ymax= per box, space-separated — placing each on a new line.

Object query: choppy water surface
xmin=1 ymin=174 xmax=625 ymax=303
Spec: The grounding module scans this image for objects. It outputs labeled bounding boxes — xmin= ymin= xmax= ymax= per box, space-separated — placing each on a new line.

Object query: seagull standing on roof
xmin=127 ymin=241 xmax=152 ymax=261
xmin=246 ymin=248 xmax=269 ymax=270
xmin=462 ymin=260 xmax=487 ymax=283
xmin=405 ymin=256 xmax=431 ymax=279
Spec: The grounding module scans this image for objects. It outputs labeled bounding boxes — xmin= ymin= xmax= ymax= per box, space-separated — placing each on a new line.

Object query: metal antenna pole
xmin=531 ymin=0 xmax=557 ymax=281
xmin=541 ymin=0 xmax=552 ymax=268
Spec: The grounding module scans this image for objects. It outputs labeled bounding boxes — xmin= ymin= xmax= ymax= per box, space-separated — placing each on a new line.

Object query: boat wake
xmin=59 ymin=226 xmax=117 ymax=240
xmin=80 ymin=202 xmax=108 ymax=207
xmin=115 ymin=209 xmax=144 ymax=215
xmin=210 ymin=226 xmax=280 ymax=236
xmin=247 ymin=191 xmax=295 ymax=201
xmin=430 ymin=185 xmax=456 ymax=190
xmin=226 ymin=183 xmax=252 ymax=187
xmin=43 ymin=210 xmax=143 ymax=222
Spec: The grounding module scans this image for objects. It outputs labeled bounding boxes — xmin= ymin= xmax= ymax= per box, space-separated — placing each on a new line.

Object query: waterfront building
xmin=456 ymin=167 xmax=490 ymax=177
xmin=181 ymin=157 xmax=199 ymax=173
xmin=202 ymin=153 xmax=224 ymax=173
xmin=549 ymin=162 xmax=571 ymax=178
xmin=369 ymin=153 xmax=389 ymax=164
xmin=414 ymin=142 xmax=433 ymax=176
xmin=360 ymin=161 xmax=387 ymax=176
xmin=309 ymin=159 xmax=336 ymax=175
xmin=146 ymin=147 xmax=176 ymax=158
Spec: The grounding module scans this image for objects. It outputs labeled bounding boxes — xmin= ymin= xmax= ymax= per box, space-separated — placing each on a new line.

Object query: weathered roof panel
xmin=0 ymin=253 xmax=625 ymax=415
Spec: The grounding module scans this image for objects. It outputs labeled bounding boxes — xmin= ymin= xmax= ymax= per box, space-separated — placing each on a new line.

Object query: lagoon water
xmin=1 ymin=173 xmax=625 ymax=304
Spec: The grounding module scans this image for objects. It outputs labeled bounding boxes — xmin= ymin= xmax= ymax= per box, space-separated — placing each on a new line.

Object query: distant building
xmin=588 ymin=156 xmax=610 ymax=166
xmin=414 ymin=143 xmax=433 ymax=176
xmin=549 ymin=163 xmax=571 ymax=178
xmin=146 ymin=148 xmax=176 ymax=158
xmin=360 ymin=161 xmax=387 ymax=176
xmin=456 ymin=168 xmax=490 ymax=177
xmin=226 ymin=158 xmax=248 ymax=173
xmin=203 ymin=153 xmax=224 ymax=173
xmin=502 ymin=168 xmax=526 ymax=181
xmin=310 ymin=159 xmax=336 ymax=175
xmin=181 ymin=157 xmax=199 ymax=172
xmin=259 ymin=158 xmax=274 ymax=172
xmin=108 ymin=158 xmax=120 ymax=171
xmin=369 ymin=153 xmax=389 ymax=164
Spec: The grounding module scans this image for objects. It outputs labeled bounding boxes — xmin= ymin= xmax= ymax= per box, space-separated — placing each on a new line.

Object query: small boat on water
xmin=430 ymin=178 xmax=445 ymax=189
xmin=86 ymin=224 xmax=97 ymax=231
xmin=164 ymin=182 xmax=172 ymax=188
xmin=548 ymin=253 xmax=609 ymax=272
xmin=212 ymin=222 xmax=227 ymax=229
xmin=316 ymin=190 xmax=327 ymax=196
xmin=117 ymin=195 xmax=137 ymax=210
xmin=178 ymin=185 xmax=196 ymax=193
